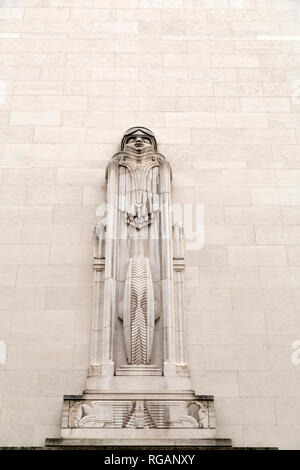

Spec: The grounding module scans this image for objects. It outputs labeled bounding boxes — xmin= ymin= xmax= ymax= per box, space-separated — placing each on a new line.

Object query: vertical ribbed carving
xmin=123 ymin=257 xmax=155 ymax=365
xmin=130 ymin=258 xmax=148 ymax=364
xmin=117 ymin=155 xmax=160 ymax=230
xmin=122 ymin=401 xmax=157 ymax=429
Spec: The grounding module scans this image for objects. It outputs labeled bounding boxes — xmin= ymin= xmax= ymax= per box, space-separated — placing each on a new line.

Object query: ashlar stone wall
xmin=0 ymin=0 xmax=300 ymax=449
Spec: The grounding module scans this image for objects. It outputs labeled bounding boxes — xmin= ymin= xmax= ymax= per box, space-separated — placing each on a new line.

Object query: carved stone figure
xmin=51 ymin=127 xmax=220 ymax=445
xmin=94 ymin=126 xmax=182 ymax=375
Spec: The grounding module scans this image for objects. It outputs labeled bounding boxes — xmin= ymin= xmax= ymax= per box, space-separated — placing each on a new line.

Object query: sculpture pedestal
xmin=52 ymin=381 xmax=219 ymax=446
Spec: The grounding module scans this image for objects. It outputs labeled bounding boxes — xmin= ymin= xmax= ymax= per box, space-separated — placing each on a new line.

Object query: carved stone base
xmin=58 ymin=391 xmax=216 ymax=443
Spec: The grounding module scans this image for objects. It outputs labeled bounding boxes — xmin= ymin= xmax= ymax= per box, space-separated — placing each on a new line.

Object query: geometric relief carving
xmin=101 ymin=127 xmax=178 ymax=372
xmin=71 ymin=401 xmax=113 ymax=429
xmin=187 ymin=401 xmax=209 ymax=429
xmin=117 ymin=155 xmax=161 ymax=230
xmin=88 ymin=364 xmax=102 ymax=377
xmin=122 ymin=401 xmax=156 ymax=429
xmin=116 ymin=133 xmax=161 ymax=230
xmin=64 ymin=399 xmax=215 ymax=430
xmin=121 ymin=257 xmax=158 ymax=365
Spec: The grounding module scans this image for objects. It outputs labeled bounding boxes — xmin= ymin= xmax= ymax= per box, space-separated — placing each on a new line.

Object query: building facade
xmin=0 ymin=0 xmax=300 ymax=449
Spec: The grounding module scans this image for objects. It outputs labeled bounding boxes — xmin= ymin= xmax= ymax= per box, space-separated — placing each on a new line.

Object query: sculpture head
xmin=121 ymin=127 xmax=157 ymax=154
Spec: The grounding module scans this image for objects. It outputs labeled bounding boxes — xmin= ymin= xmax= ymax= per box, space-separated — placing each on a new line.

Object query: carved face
xmin=124 ymin=133 xmax=154 ymax=154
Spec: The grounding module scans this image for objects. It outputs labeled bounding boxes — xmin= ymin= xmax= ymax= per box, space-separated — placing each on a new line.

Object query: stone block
xmin=46 ymin=287 xmax=92 ymax=310
xmin=8 ymin=345 xmax=73 ymax=370
xmin=204 ymin=225 xmax=255 ymax=245
xmin=239 ymin=371 xmax=300 ymax=398
xmin=27 ymin=186 xmax=82 ymax=205
xmin=0 ymin=127 xmax=33 ymax=143
xmin=205 ymin=346 xmax=270 ymax=371
xmin=282 ymin=208 xmax=300 ymax=225
xmin=202 ymin=310 xmax=265 ymax=334
xmin=0 ymin=206 xmax=53 ymax=224
xmin=287 ymin=247 xmax=300 ymax=265
xmin=37 ymin=370 xmax=86 ymax=397
xmin=17 ymin=266 xmax=93 ymax=288
xmin=0 ymin=287 xmax=46 ymax=310
xmin=34 ymin=127 xmax=86 ymax=144
xmin=22 ymin=224 xmax=81 ymax=244
xmin=192 ymin=372 xmax=239 ymax=397
xmin=0 ymin=370 xmax=38 ymax=397
xmin=2 ymin=168 xmax=57 ymax=186
xmin=275 ymin=399 xmax=300 ymax=425
xmin=232 ymin=287 xmax=294 ymax=310
xmin=222 ymin=169 xmax=276 ymax=187
xmin=215 ymin=397 xmax=276 ymax=426
xmin=228 ymin=246 xmax=288 ymax=266
xmin=256 ymin=226 xmax=300 ymax=245
xmin=251 ymin=188 xmax=300 ymax=206
xmin=70 ymin=8 xmax=114 ymax=21
xmin=13 ymin=81 xmax=63 ymax=95
xmin=216 ymin=113 xmax=267 ymax=128
xmin=0 ymin=425 xmax=33 ymax=447
xmin=185 ymin=287 xmax=232 ymax=310
xmin=0 ymin=245 xmax=49 ymax=265
xmin=57 ymin=169 xmax=105 ymax=186
xmin=24 ymin=8 xmax=70 ymax=21
xmin=185 ymin=246 xmax=228 ymax=266
xmin=261 ymin=267 xmax=300 ymax=288
xmin=212 ymin=55 xmax=259 ymax=67
xmin=265 ymin=309 xmax=300 ymax=333
xmin=53 ymin=205 xmax=98 ymax=225
xmin=224 ymin=206 xmax=281 ymax=225
xmin=244 ymin=426 xmax=300 ymax=450
xmin=0 ymin=266 xmax=17 ymax=287
xmin=0 ymin=224 xmax=22 ymax=243
xmin=50 ymin=245 xmax=93 ymax=266
xmin=196 ymin=188 xmax=251 ymax=205
xmin=199 ymin=267 xmax=261 ymax=287
xmin=0 ymin=8 xmax=24 ymax=20
xmin=0 ymin=187 xmax=26 ymax=204
xmin=11 ymin=310 xmax=43 ymax=334
xmin=166 ymin=112 xmax=216 ymax=128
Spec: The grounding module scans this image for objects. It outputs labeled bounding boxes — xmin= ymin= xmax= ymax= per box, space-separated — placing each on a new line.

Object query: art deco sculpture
xmin=108 ymin=128 xmax=162 ymax=368
xmin=49 ymin=128 xmax=220 ymax=446
xmin=91 ymin=126 xmax=187 ymax=378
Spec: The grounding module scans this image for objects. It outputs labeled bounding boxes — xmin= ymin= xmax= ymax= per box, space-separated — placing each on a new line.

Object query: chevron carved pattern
xmin=130 ymin=258 xmax=148 ymax=365
xmin=122 ymin=401 xmax=157 ymax=429
xmin=123 ymin=256 xmax=156 ymax=365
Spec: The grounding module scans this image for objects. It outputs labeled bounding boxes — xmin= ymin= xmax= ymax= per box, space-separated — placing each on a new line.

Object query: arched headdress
xmin=121 ymin=127 xmax=157 ymax=152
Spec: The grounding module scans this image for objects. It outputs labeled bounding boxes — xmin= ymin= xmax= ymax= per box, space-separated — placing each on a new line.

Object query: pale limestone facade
xmin=0 ymin=0 xmax=300 ymax=449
